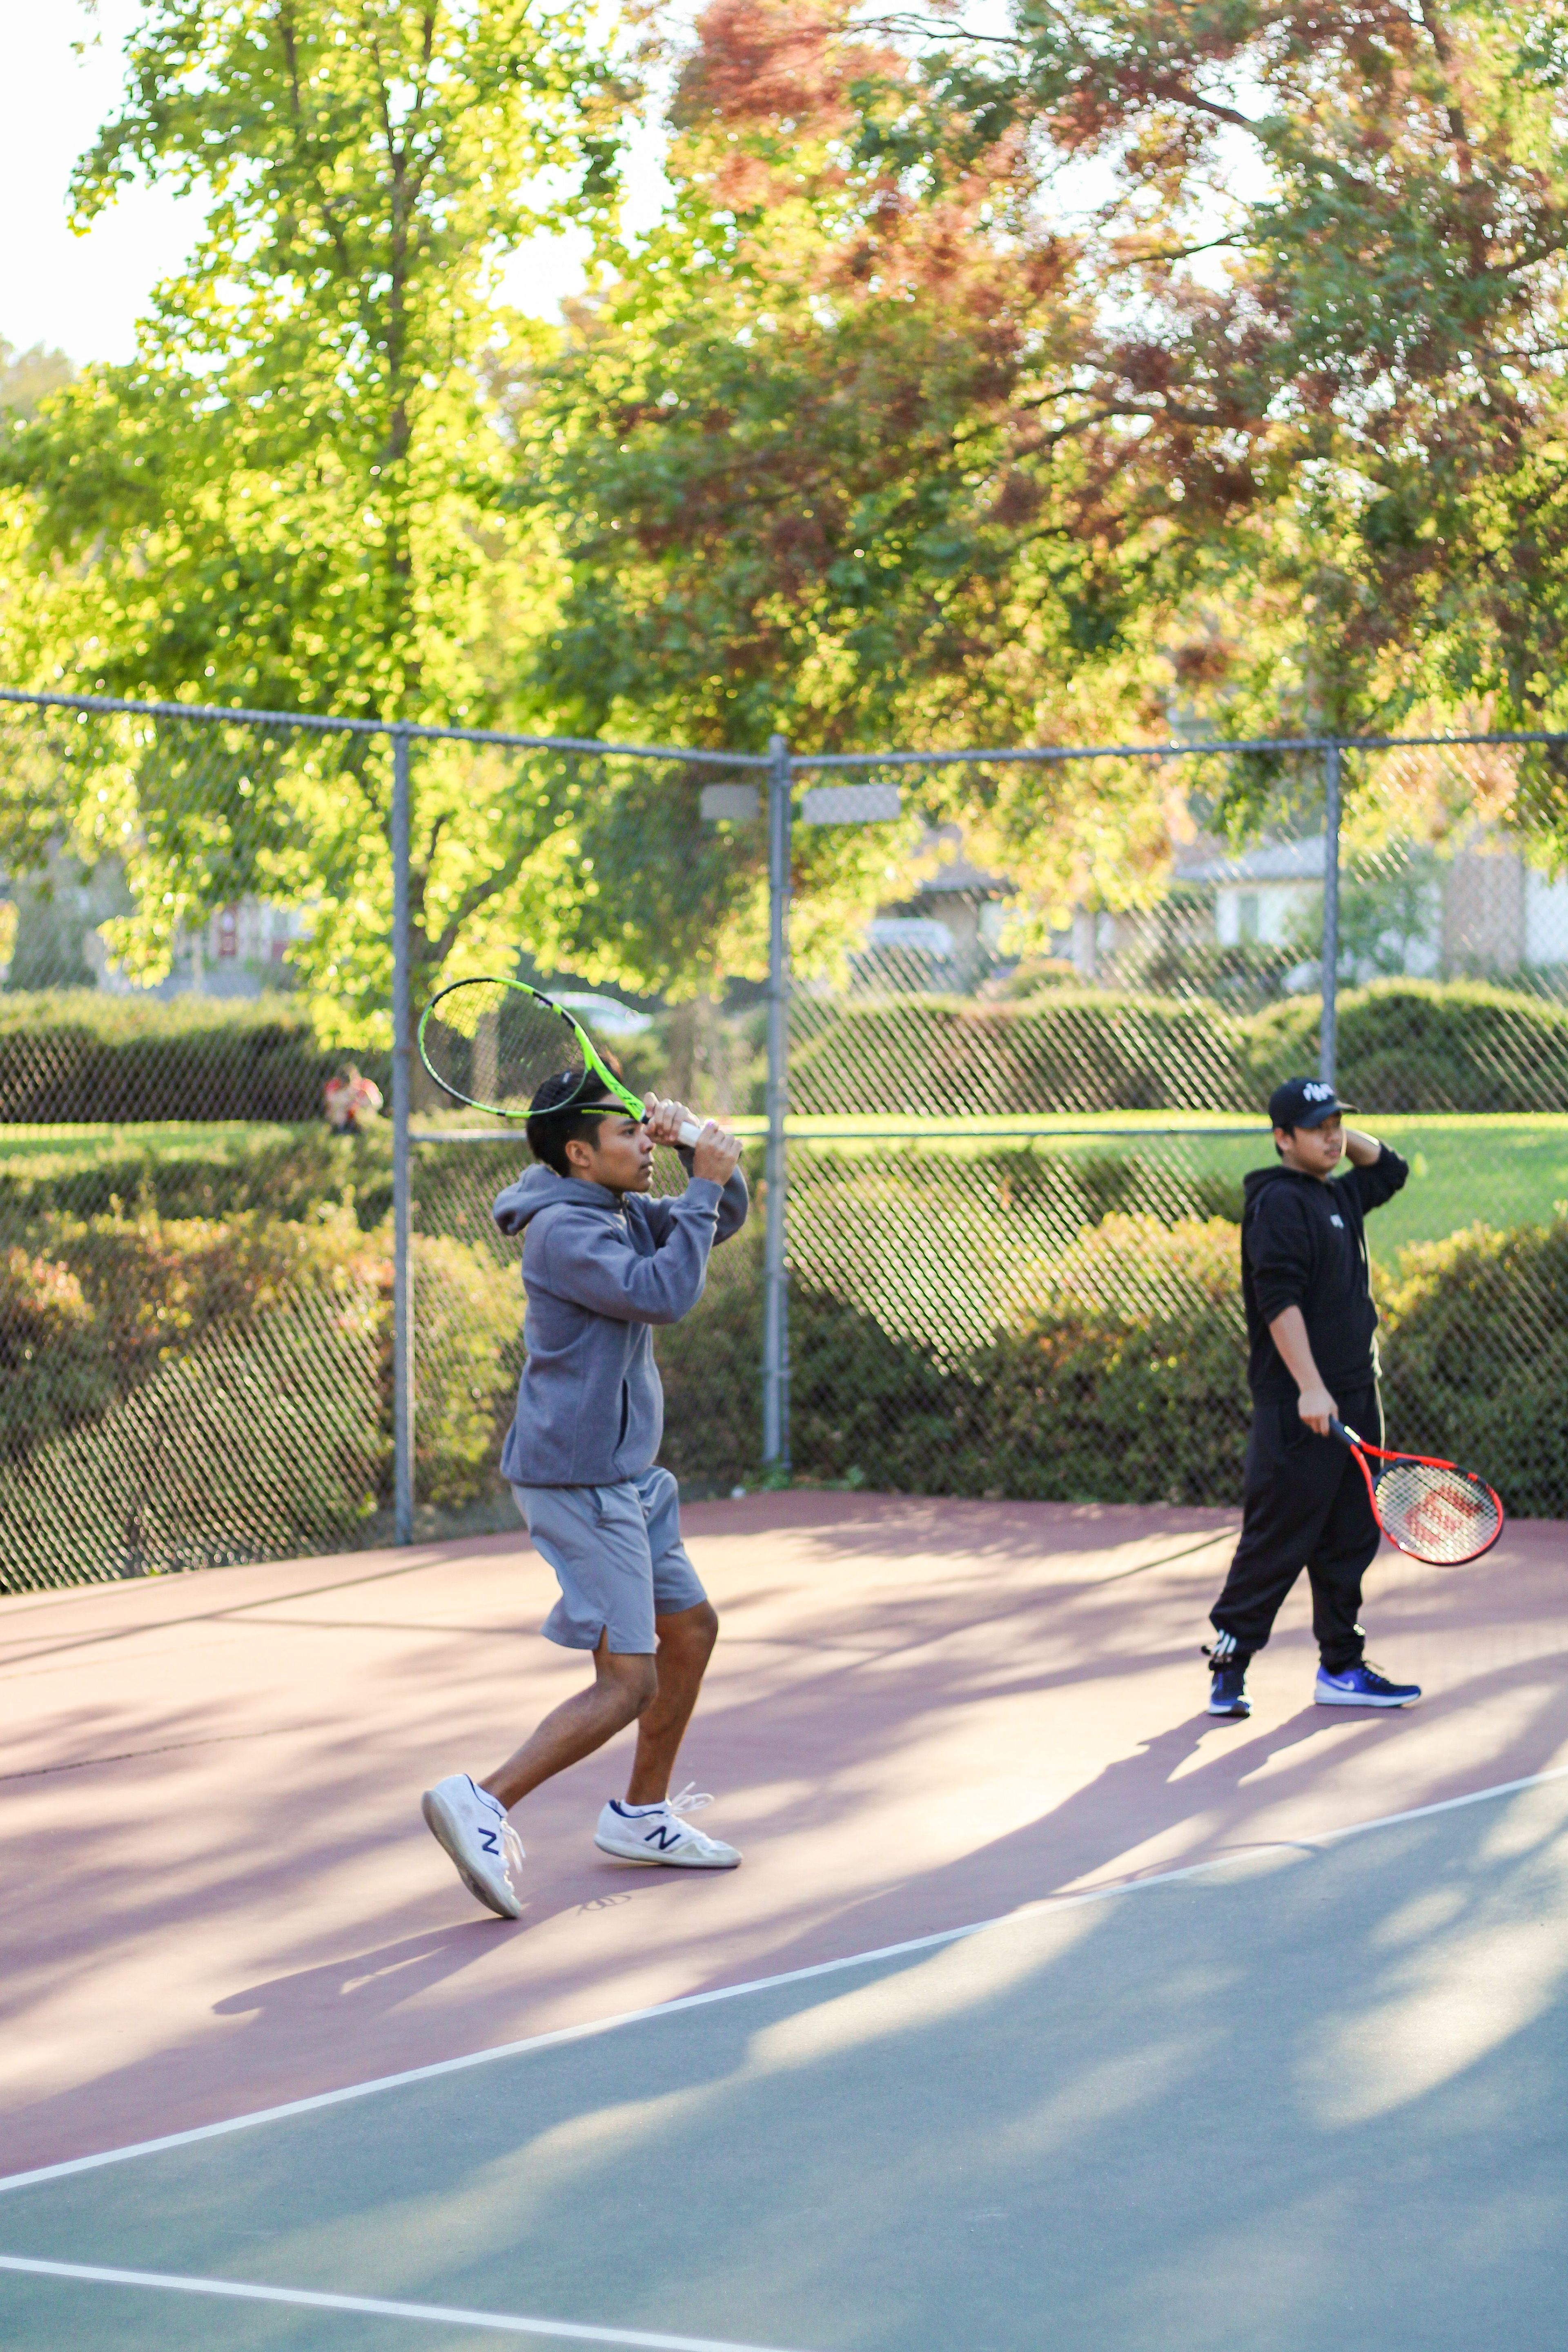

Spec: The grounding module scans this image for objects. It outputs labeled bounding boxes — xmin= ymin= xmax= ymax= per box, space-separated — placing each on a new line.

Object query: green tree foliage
xmin=514 ymin=0 xmax=1187 ymax=940
xmin=7 ymin=0 xmax=616 ymax=719
xmin=0 ymin=338 xmax=74 ymax=421
xmin=0 ymin=0 xmax=655 ymax=1033
xmin=13 ymin=4 xmax=1568 ymax=1006
xmin=522 ymin=0 xmax=1568 ymax=884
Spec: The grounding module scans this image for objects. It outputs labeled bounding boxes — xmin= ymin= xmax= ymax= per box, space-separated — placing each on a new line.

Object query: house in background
xmin=854 ymin=829 xmax=1009 ymax=989
xmin=1156 ymin=832 xmax=1568 ymax=984
xmin=0 ymin=849 xmax=309 ymax=997
xmin=1176 ymin=836 xmax=1336 ymax=957
xmin=1042 ymin=827 xmax=1568 ymax=989
xmin=85 ymin=895 xmax=308 ymax=997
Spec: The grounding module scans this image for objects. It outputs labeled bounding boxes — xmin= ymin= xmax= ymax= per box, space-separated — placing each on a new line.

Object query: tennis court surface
xmin=3 ymin=1494 xmax=1566 ymax=2350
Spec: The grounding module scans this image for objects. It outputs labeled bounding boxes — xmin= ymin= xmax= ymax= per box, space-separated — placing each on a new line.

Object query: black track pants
xmin=1209 ymin=1381 xmax=1382 ymax=1673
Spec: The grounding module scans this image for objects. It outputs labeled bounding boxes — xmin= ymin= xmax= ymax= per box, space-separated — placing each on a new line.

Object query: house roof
xmin=1176 ymin=834 xmax=1325 ymax=887
xmin=908 ymin=825 xmax=1007 ymax=895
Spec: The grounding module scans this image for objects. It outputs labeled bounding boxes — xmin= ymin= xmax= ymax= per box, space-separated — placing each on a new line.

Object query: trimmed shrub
xmin=659 ymin=1203 xmax=1568 ymax=1515
xmin=410 ymin=1234 xmax=524 ymax=1509
xmin=0 ymin=1202 xmax=389 ymax=1460
xmin=646 ymin=1222 xmax=770 ymax=1490
xmin=964 ymin=1214 xmax=1250 ymax=1503
xmin=0 ymin=991 xmax=380 ymax=1123
xmin=790 ymin=989 xmax=1255 ymax=1115
xmin=1238 ymin=979 xmax=1568 ymax=1113
xmin=655 ymin=1211 xmax=1252 ymax=1505
xmin=791 ymin=976 xmax=1568 ymax=1117
xmin=0 ymin=1193 xmax=532 ymax=1587
xmin=1381 ymin=1215 xmax=1568 ymax=1519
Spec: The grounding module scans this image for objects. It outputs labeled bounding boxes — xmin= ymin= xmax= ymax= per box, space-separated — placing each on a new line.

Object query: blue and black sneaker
xmin=1205 ymin=1653 xmax=1250 ymax=1718
xmin=1314 ymin=1660 xmax=1422 ymax=1708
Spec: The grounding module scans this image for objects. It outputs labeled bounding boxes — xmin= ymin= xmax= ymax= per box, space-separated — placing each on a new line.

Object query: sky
xmin=0 ymin=0 xmax=644 ymax=369
xmin=0 ymin=0 xmax=202 ymax=363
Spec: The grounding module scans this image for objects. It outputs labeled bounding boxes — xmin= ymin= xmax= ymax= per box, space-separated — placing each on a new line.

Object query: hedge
xmin=1239 ymin=978 xmax=1568 ymax=1113
xmin=1379 ymin=1215 xmax=1568 ymax=1519
xmin=664 ymin=1205 xmax=1568 ymax=1515
xmin=6 ymin=973 xmax=1568 ymax=1125
xmin=0 ymin=1192 xmax=512 ymax=1590
xmin=791 ymin=977 xmax=1568 ymax=1118
xmin=0 ymin=991 xmax=378 ymax=1123
xmin=791 ymin=989 xmax=1254 ymax=1116
xmin=779 ymin=1213 xmax=1251 ymax=1504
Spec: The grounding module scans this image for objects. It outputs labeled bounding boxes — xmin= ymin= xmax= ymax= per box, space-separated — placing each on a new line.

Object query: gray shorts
xmin=510 ymin=1466 xmax=707 ymax=1655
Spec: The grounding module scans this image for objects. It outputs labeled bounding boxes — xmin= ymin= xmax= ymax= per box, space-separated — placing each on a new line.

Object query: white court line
xmin=0 ymin=2254 xmax=814 ymax=2350
xmin=3 ymin=1758 xmax=1565 ymax=2201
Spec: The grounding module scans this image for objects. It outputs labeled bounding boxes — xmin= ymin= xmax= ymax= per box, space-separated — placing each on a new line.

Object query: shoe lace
xmin=666 ymin=1782 xmax=714 ymax=1817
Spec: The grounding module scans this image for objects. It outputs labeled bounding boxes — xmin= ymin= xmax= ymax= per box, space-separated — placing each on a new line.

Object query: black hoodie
xmin=1240 ymin=1143 xmax=1409 ymax=1398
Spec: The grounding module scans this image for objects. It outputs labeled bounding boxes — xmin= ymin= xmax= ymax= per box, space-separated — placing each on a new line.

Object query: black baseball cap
xmin=1268 ymin=1076 xmax=1359 ymax=1131
xmin=527 ymin=1069 xmax=627 ymax=1120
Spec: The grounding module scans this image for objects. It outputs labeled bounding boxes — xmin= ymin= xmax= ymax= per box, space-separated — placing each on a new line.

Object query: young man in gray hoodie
xmin=421 ymin=1072 xmax=749 ymax=1919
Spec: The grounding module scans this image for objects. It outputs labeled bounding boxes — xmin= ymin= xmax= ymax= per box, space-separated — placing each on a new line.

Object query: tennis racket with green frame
xmin=417 ymin=976 xmax=702 ymax=1144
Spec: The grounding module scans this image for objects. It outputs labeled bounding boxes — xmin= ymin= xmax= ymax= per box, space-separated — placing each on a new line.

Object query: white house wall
xmin=1214 ymin=882 xmax=1317 ymax=949
xmin=1524 ymin=868 xmax=1568 ymax=969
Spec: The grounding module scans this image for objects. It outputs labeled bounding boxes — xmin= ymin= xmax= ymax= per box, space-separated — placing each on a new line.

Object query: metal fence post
xmin=1321 ymin=739 xmax=1342 ymax=1089
xmin=390 ymin=724 xmax=415 ymax=1544
xmin=762 ymin=732 xmax=792 ymax=1475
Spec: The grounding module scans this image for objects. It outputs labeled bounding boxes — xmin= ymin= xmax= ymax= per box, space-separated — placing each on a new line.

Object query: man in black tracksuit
xmin=1205 ymin=1075 xmax=1422 ymax=1720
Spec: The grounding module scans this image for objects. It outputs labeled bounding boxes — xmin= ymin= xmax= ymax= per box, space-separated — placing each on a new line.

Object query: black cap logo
xmin=1268 ymin=1075 xmax=1359 ymax=1131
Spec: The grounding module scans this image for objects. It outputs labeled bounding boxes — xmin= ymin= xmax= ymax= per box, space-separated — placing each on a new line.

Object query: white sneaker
xmin=594 ymin=1783 xmax=742 ymax=1869
xmin=421 ymin=1773 xmax=524 ymax=1918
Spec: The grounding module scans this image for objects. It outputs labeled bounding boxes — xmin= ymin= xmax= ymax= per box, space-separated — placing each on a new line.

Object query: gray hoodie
xmin=492 ymin=1154 xmax=749 ymax=1486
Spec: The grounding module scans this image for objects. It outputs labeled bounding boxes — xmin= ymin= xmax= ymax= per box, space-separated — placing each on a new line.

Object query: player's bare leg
xmin=423 ymin=1606 xmax=734 ymax=1910
xmin=596 ymin=1601 xmax=736 ymax=1867
xmin=624 ymin=1600 xmax=719 ymax=1804
xmin=481 ymin=1638 xmax=657 ymax=1810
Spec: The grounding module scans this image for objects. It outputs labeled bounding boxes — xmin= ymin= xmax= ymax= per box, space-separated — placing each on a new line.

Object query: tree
xmin=517 ymin=0 xmax=1568 ymax=912
xmin=511 ymin=0 xmax=1191 ymax=953
xmin=883 ymin=2 xmax=1568 ymax=736
xmin=0 ymin=0 xmax=653 ymax=1036
xmin=0 ymin=339 xmax=74 ymax=421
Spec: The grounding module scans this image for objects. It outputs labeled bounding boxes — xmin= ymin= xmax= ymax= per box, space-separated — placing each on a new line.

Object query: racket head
xmin=418 ymin=978 xmax=635 ymax=1122
xmin=1370 ymin=1457 xmax=1504 ymax=1566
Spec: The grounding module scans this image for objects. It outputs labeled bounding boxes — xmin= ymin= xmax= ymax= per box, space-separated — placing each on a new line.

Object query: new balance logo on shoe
xmin=419 ymin=1775 xmax=525 ymax=1920
xmin=594 ymin=1794 xmax=742 ymax=1869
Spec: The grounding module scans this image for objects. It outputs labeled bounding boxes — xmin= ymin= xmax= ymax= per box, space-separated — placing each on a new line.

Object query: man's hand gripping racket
xmin=1330 ymin=1421 xmax=1503 ymax=1566
xmin=418 ymin=977 xmax=706 ymax=1144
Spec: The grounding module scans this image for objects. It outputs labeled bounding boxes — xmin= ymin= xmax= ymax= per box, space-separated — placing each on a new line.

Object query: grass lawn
xmin=2 ymin=1114 xmax=1564 ymax=1268
xmin=1367 ymin=1116 xmax=1568 ymax=1255
xmin=0 ymin=1121 xmax=311 ymax=1170
xmin=784 ymin=1114 xmax=1568 ymax=1269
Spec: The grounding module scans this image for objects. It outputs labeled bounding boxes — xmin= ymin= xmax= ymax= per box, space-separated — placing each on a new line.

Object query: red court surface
xmin=3 ymin=1492 xmax=1565 ymax=2179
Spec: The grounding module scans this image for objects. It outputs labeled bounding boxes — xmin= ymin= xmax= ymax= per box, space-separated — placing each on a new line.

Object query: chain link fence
xmin=0 ymin=691 xmax=767 ymax=1586
xmin=4 ymin=688 xmax=1568 ymax=1593
xmin=774 ymin=735 xmax=1568 ymax=1521
xmin=0 ymin=693 xmax=394 ymax=1589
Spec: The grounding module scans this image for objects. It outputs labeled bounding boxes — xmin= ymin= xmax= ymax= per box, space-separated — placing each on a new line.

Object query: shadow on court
xmin=2 ymin=1783 xmax=1565 ymax=2351
xmin=3 ymin=1497 xmax=1567 ymax=2191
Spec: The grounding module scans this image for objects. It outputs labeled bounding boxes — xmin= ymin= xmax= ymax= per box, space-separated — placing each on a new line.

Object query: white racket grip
xmin=677 ymin=1118 xmax=702 ymax=1148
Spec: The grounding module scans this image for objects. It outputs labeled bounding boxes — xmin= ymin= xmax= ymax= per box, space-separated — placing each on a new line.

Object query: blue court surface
xmin=2 ymin=1769 xmax=1565 ymax=2352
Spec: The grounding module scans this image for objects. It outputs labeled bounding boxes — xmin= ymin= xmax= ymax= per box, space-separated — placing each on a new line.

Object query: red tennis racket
xmin=1330 ymin=1420 xmax=1503 ymax=1566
